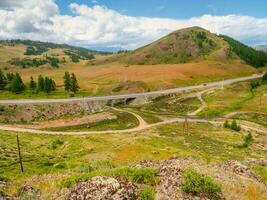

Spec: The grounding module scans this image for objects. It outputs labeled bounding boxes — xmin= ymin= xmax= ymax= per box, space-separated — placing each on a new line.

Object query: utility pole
xmin=16 ymin=135 xmax=24 ymax=173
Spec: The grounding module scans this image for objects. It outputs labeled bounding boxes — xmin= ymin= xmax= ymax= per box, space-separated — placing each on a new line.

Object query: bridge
xmin=0 ymin=74 xmax=262 ymax=105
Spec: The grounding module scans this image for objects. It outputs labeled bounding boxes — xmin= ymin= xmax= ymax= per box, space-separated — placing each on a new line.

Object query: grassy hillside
xmin=0 ymin=40 xmax=109 ymax=69
xmin=97 ymin=27 xmax=238 ymax=65
xmin=0 ymin=27 xmax=264 ymax=99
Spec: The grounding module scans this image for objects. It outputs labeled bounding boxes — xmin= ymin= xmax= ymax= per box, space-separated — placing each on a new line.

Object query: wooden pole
xmin=183 ymin=116 xmax=189 ymax=135
xmin=16 ymin=135 xmax=24 ymax=173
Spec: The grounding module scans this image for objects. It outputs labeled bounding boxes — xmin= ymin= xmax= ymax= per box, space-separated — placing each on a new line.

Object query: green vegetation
xmin=232 ymin=113 xmax=267 ymax=128
xmin=252 ymin=165 xmax=267 ymax=183
xmin=138 ymin=186 xmax=155 ymax=200
xmin=63 ymin=71 xmax=80 ymax=95
xmin=181 ymin=168 xmax=221 ymax=199
xmin=45 ymin=111 xmax=139 ymax=131
xmin=200 ymin=81 xmax=267 ymax=116
xmin=10 ymin=56 xmax=60 ymax=68
xmin=224 ymin=119 xmax=242 ymax=132
xmin=37 ymin=75 xmax=56 ymax=94
xmin=123 ymin=27 xmax=218 ymax=65
xmin=230 ymin=120 xmax=241 ymax=132
xmin=242 ymin=133 xmax=253 ymax=148
xmin=0 ymin=71 xmax=25 ymax=94
xmin=64 ymin=49 xmax=94 ymax=62
xmin=140 ymin=95 xmax=201 ymax=117
xmin=220 ymin=35 xmax=267 ymax=68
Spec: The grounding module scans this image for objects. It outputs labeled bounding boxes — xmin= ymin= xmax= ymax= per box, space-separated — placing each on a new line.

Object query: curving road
xmin=0 ymin=74 xmax=263 ymax=105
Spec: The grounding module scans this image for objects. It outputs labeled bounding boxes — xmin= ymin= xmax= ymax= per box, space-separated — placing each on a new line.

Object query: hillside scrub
xmin=181 ymin=168 xmax=221 ymax=199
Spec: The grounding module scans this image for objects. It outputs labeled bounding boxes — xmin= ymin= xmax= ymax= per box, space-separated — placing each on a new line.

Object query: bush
xmin=181 ymin=169 xmax=221 ymax=199
xmin=138 ymin=186 xmax=155 ymax=200
xmin=230 ymin=120 xmax=241 ymax=131
xmin=51 ymin=139 xmax=64 ymax=149
xmin=243 ymin=133 xmax=253 ymax=148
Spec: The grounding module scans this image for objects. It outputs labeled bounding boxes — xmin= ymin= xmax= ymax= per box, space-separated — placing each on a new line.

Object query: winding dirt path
xmin=0 ymin=83 xmax=266 ymax=135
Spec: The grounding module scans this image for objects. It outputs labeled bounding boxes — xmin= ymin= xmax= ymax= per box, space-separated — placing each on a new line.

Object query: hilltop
xmin=95 ymin=27 xmax=267 ymax=68
xmin=0 ymin=27 xmax=264 ymax=99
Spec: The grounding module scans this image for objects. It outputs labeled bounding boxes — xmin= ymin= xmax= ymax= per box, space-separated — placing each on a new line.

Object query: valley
xmin=0 ymin=26 xmax=267 ymax=200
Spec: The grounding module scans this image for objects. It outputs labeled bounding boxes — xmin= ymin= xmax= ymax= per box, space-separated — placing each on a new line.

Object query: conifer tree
xmin=38 ymin=75 xmax=45 ymax=91
xmin=29 ymin=76 xmax=36 ymax=90
xmin=44 ymin=77 xmax=52 ymax=93
xmin=63 ymin=71 xmax=71 ymax=92
xmin=10 ymin=73 xmax=25 ymax=93
xmin=70 ymin=73 xmax=79 ymax=94
xmin=6 ymin=72 xmax=15 ymax=82
xmin=0 ymin=70 xmax=6 ymax=90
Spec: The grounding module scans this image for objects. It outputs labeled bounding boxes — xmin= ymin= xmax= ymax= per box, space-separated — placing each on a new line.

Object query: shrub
xmin=230 ymin=120 xmax=241 ymax=131
xmin=138 ymin=186 xmax=155 ymax=200
xmin=243 ymin=133 xmax=253 ymax=148
xmin=51 ymin=139 xmax=64 ymax=149
xmin=250 ymin=80 xmax=260 ymax=91
xmin=181 ymin=168 xmax=221 ymax=199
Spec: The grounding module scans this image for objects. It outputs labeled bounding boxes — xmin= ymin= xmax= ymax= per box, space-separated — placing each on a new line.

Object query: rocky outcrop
xmin=68 ymin=176 xmax=138 ymax=200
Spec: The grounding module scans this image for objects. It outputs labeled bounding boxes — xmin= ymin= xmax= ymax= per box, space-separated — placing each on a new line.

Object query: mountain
xmin=255 ymin=45 xmax=267 ymax=53
xmin=0 ymin=40 xmax=110 ymax=68
xmin=97 ymin=27 xmax=267 ymax=68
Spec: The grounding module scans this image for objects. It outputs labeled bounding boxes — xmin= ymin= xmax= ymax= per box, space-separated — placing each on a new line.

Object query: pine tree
xmin=50 ymin=78 xmax=56 ymax=91
xmin=64 ymin=71 xmax=71 ymax=92
xmin=44 ymin=77 xmax=52 ymax=93
xmin=231 ymin=120 xmax=241 ymax=131
xmin=6 ymin=72 xmax=14 ymax=82
xmin=29 ymin=76 xmax=36 ymax=90
xmin=10 ymin=73 xmax=25 ymax=93
xmin=38 ymin=75 xmax=45 ymax=91
xmin=70 ymin=73 xmax=79 ymax=94
xmin=0 ymin=70 xmax=7 ymax=90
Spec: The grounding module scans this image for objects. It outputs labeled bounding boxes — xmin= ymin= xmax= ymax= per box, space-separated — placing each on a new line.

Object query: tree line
xmin=219 ymin=35 xmax=267 ymax=68
xmin=0 ymin=70 xmax=80 ymax=95
xmin=0 ymin=70 xmax=57 ymax=94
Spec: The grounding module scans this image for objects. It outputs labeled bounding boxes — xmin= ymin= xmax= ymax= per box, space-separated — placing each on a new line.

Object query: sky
xmin=0 ymin=0 xmax=267 ymax=51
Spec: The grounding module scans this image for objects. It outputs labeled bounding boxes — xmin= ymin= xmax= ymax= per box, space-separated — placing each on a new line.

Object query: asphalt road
xmin=0 ymin=74 xmax=262 ymax=105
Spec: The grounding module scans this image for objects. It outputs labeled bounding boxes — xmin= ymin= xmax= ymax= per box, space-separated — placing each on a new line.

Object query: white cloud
xmin=0 ymin=1 xmax=267 ymax=50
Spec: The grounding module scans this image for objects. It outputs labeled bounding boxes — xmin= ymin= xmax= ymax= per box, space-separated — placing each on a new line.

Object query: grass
xmin=44 ymin=110 xmax=139 ymax=131
xmin=232 ymin=112 xmax=267 ymax=128
xmin=62 ymin=167 xmax=158 ymax=189
xmin=199 ymin=81 xmax=267 ymax=117
xmin=181 ymin=168 xmax=221 ymax=199
xmin=138 ymin=186 xmax=155 ymax=200
xmin=124 ymin=96 xmax=201 ymax=119
xmin=0 ymin=119 xmax=266 ymax=198
xmin=252 ymin=165 xmax=267 ymax=183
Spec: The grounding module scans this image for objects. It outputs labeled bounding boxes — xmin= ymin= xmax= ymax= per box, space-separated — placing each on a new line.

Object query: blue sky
xmin=1 ymin=0 xmax=267 ymax=50
xmin=56 ymin=0 xmax=267 ymax=19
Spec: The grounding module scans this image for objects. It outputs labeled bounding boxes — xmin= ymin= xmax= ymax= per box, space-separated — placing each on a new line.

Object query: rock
xmin=0 ymin=192 xmax=12 ymax=200
xmin=68 ymin=176 xmax=138 ymax=200
xmin=222 ymin=160 xmax=258 ymax=179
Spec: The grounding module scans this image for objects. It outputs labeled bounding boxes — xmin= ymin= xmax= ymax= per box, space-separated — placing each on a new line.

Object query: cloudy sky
xmin=0 ymin=0 xmax=267 ymax=51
